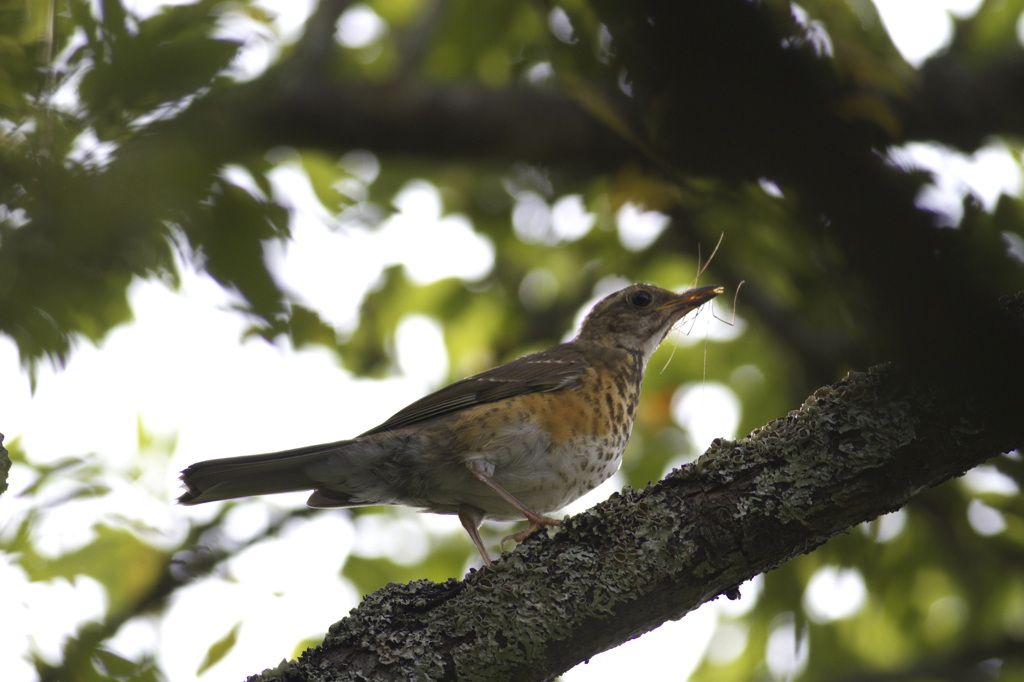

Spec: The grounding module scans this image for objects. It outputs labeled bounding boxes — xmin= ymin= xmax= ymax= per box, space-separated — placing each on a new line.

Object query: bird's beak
xmin=657 ymin=284 xmax=725 ymax=316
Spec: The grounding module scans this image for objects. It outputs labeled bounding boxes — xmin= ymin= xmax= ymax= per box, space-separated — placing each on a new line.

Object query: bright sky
xmin=0 ymin=1 xmax=1019 ymax=680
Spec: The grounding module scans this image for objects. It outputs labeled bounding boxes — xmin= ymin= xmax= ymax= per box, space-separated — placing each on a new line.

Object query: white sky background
xmin=0 ymin=1 xmax=1020 ymax=680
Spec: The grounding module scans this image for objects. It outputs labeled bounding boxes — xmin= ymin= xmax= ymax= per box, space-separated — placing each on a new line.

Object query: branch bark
xmin=249 ymin=298 xmax=1024 ymax=682
xmin=0 ymin=433 xmax=8 ymax=498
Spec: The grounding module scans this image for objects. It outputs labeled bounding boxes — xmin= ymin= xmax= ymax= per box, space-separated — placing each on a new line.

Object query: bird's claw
xmin=500 ymin=514 xmax=562 ymax=551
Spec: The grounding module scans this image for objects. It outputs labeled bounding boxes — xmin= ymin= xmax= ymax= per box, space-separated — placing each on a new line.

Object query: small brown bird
xmin=179 ymin=283 xmax=722 ymax=563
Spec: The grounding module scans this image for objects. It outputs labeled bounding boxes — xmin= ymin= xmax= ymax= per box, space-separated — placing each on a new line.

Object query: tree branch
xmin=245 ymin=79 xmax=636 ymax=170
xmin=248 ymin=299 xmax=1024 ymax=682
xmin=827 ymin=633 xmax=1024 ymax=682
xmin=0 ymin=433 xmax=8 ymax=497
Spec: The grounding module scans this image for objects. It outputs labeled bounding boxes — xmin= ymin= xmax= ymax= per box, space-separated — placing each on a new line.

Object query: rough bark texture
xmin=247 ymin=297 xmax=1024 ymax=682
xmin=0 ymin=433 xmax=8 ymax=497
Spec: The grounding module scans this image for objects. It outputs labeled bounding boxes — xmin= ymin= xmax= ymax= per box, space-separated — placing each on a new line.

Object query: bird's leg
xmin=458 ymin=505 xmax=492 ymax=565
xmin=465 ymin=460 xmax=562 ymax=551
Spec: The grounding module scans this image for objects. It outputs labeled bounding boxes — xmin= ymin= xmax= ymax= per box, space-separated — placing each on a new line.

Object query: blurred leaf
xmin=18 ymin=524 xmax=168 ymax=614
xmin=424 ymin=1 xmax=545 ymax=84
xmin=372 ymin=0 xmax=425 ymax=26
xmin=100 ymin=0 xmax=129 ymax=39
xmin=93 ymin=648 xmax=140 ymax=677
xmin=950 ymin=0 xmax=1024 ymax=64
xmin=343 ymin=545 xmax=472 ymax=595
xmin=186 ymin=178 xmax=291 ymax=319
xmin=14 ymin=452 xmax=109 ymax=500
xmin=197 ymin=621 xmax=242 ymax=675
xmin=288 ymin=304 xmax=341 ymax=349
xmin=136 ymin=414 xmax=179 ymax=458
xmin=78 ymin=0 xmax=241 ymax=133
xmin=301 ymin=151 xmax=355 ymax=211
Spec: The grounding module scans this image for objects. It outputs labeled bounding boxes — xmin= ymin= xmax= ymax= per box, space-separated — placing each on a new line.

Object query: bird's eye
xmin=630 ymin=290 xmax=654 ymax=307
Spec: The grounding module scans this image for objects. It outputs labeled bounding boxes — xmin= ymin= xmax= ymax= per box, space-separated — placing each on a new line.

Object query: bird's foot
xmin=500 ymin=514 xmax=562 ymax=551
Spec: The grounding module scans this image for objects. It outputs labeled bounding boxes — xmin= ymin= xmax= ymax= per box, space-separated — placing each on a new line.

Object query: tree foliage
xmin=1 ymin=0 xmax=1023 ymax=680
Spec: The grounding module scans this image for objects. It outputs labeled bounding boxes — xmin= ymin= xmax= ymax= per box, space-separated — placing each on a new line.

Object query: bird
xmin=179 ymin=282 xmax=723 ymax=564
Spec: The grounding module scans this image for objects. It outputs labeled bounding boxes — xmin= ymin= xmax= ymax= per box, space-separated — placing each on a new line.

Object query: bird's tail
xmin=178 ymin=440 xmax=351 ymax=505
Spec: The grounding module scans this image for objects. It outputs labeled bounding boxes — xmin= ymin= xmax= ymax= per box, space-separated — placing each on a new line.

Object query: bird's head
xmin=575 ymin=283 xmax=724 ymax=360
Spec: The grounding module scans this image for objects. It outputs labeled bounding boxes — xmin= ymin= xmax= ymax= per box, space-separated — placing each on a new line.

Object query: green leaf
xmin=289 ymin=304 xmax=340 ymax=349
xmin=197 ymin=622 xmax=242 ymax=676
xmin=18 ymin=525 xmax=168 ymax=614
xmin=136 ymin=415 xmax=179 ymax=459
xmin=100 ymin=0 xmax=130 ymax=40
xmin=93 ymin=648 xmax=138 ymax=677
xmin=301 ymin=151 xmax=352 ymax=210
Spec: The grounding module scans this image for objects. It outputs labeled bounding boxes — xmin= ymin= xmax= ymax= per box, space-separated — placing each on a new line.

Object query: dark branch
xmin=827 ymin=633 xmax=1024 ymax=682
xmin=0 ymin=433 xmax=8 ymax=497
xmin=247 ymin=79 xmax=637 ymax=170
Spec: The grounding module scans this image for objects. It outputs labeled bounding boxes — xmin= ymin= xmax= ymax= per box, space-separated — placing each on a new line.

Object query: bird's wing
xmin=358 ymin=343 xmax=589 ymax=436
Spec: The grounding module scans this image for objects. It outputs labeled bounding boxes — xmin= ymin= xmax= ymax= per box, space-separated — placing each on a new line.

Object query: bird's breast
xmin=445 ymin=364 xmax=642 ymax=516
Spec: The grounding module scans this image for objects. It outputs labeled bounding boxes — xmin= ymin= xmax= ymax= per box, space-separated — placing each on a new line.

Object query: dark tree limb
xmin=0 ymin=433 xmax=8 ymax=497
xmin=827 ymin=632 xmax=1024 ymax=682
xmin=248 ymin=298 xmax=1024 ymax=682
xmin=248 ymin=79 xmax=636 ymax=170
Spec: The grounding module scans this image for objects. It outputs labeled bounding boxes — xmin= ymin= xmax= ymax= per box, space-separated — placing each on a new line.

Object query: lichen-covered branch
xmin=0 ymin=433 xmax=8 ymax=497
xmin=249 ymin=328 xmax=1023 ymax=681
